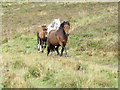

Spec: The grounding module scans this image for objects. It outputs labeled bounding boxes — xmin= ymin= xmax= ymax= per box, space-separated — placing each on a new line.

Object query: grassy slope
xmin=1 ymin=2 xmax=118 ymax=88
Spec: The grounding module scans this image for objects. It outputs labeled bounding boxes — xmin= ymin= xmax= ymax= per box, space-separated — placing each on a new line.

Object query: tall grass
xmin=1 ymin=2 xmax=118 ymax=88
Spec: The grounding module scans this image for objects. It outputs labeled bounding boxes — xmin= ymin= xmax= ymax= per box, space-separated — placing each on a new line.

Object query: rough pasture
xmin=0 ymin=2 xmax=118 ymax=88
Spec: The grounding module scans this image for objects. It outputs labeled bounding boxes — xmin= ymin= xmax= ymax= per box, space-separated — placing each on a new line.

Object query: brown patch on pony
xmin=38 ymin=25 xmax=48 ymax=39
xmin=37 ymin=25 xmax=48 ymax=52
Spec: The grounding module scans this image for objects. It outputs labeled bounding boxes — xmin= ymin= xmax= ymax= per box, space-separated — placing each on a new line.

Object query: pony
xmin=47 ymin=21 xmax=70 ymax=56
xmin=37 ymin=25 xmax=48 ymax=52
xmin=47 ymin=19 xmax=60 ymax=34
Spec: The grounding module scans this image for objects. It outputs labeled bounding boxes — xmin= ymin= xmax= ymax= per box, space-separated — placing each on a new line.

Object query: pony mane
xmin=59 ymin=21 xmax=70 ymax=29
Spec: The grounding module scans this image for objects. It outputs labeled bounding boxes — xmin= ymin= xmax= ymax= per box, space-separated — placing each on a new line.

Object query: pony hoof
xmin=66 ymin=55 xmax=69 ymax=57
xmin=55 ymin=54 xmax=60 ymax=57
xmin=40 ymin=51 xmax=42 ymax=52
xmin=57 ymin=54 xmax=60 ymax=56
xmin=58 ymin=55 xmax=60 ymax=57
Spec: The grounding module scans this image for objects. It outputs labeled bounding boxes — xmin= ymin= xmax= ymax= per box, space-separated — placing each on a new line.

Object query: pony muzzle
xmin=45 ymin=34 xmax=47 ymax=38
xmin=66 ymin=33 xmax=69 ymax=36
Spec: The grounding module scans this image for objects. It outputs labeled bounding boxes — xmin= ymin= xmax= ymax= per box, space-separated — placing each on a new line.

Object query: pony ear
xmin=68 ymin=22 xmax=70 ymax=26
xmin=65 ymin=21 xmax=70 ymax=26
xmin=60 ymin=21 xmax=65 ymax=27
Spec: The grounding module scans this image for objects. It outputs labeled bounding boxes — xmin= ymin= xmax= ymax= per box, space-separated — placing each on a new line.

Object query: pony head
xmin=42 ymin=25 xmax=48 ymax=38
xmin=60 ymin=21 xmax=70 ymax=36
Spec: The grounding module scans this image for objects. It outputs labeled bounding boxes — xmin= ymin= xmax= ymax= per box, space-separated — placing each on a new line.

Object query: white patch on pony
xmin=38 ymin=44 xmax=39 ymax=49
xmin=47 ymin=19 xmax=60 ymax=34
xmin=55 ymin=46 xmax=57 ymax=48
xmin=40 ymin=45 xmax=42 ymax=52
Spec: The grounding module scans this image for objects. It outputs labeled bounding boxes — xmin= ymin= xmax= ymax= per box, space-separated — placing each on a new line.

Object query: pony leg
xmin=42 ymin=41 xmax=44 ymax=52
xmin=40 ymin=39 xmax=42 ymax=52
xmin=37 ymin=38 xmax=40 ymax=50
xmin=47 ymin=42 xmax=50 ymax=56
xmin=64 ymin=46 xmax=68 ymax=56
xmin=60 ymin=47 xmax=64 ymax=56
xmin=37 ymin=32 xmax=40 ymax=50
xmin=42 ymin=41 xmax=44 ymax=48
xmin=55 ymin=45 xmax=60 ymax=55
xmin=44 ymin=41 xmax=46 ymax=48
xmin=47 ymin=47 xmax=50 ymax=56
xmin=61 ymin=45 xmax=68 ymax=56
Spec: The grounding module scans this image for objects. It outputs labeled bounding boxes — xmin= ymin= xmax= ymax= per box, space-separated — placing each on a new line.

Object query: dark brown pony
xmin=37 ymin=25 xmax=48 ymax=52
xmin=47 ymin=21 xmax=70 ymax=56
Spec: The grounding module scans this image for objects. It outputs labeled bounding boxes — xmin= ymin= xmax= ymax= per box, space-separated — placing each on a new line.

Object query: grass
xmin=1 ymin=2 xmax=118 ymax=88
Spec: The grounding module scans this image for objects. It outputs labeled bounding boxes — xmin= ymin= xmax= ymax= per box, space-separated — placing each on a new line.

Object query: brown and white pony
xmin=37 ymin=25 xmax=48 ymax=52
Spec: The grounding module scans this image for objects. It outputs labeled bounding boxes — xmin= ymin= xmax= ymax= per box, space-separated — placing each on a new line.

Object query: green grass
xmin=1 ymin=2 xmax=118 ymax=88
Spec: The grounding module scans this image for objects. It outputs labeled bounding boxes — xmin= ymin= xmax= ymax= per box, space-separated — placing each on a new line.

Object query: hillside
xmin=1 ymin=2 xmax=118 ymax=88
